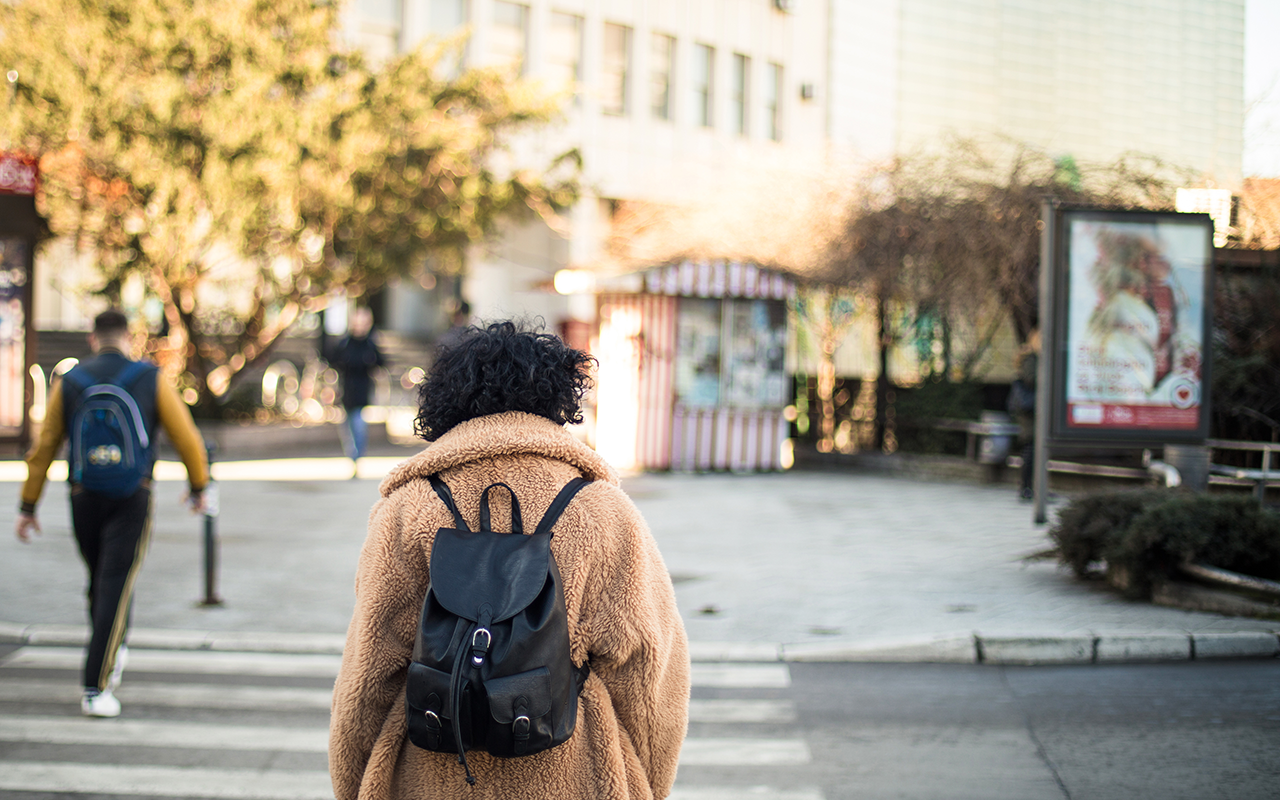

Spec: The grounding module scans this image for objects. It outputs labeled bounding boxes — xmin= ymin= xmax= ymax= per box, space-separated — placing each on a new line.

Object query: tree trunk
xmin=817 ymin=338 xmax=837 ymax=453
xmin=874 ymin=288 xmax=891 ymax=452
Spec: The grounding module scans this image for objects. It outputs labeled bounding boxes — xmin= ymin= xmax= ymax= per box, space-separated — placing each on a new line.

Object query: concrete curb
xmin=5 ymin=622 xmax=1277 ymax=665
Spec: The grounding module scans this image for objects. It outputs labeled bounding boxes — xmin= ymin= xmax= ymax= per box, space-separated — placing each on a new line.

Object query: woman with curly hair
xmin=329 ymin=321 xmax=690 ymax=800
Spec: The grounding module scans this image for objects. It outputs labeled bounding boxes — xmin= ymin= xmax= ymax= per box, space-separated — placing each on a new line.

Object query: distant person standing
xmin=14 ymin=309 xmax=209 ymax=717
xmin=1010 ymin=329 xmax=1041 ymax=501
xmin=331 ymin=307 xmax=385 ymax=471
xmin=434 ymin=300 xmax=472 ymax=356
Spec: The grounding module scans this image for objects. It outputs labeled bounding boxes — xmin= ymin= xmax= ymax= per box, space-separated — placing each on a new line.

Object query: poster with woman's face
xmin=1063 ymin=215 xmax=1210 ymax=434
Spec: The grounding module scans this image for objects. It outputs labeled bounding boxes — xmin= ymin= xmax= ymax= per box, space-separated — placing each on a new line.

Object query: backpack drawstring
xmin=449 ymin=629 xmax=477 ymax=786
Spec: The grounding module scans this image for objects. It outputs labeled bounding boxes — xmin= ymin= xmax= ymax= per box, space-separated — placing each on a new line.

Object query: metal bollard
xmin=199 ymin=443 xmax=223 ymax=607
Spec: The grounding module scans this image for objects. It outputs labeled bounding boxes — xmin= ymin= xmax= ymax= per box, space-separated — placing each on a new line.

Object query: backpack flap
xmin=428 ymin=529 xmax=553 ymax=625
xmin=482 ymin=666 xmax=554 ymax=756
xmin=406 ymin=661 xmax=466 ymax=753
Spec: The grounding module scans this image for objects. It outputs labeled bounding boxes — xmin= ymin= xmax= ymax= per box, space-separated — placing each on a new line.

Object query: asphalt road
xmin=781 ymin=660 xmax=1280 ymax=800
xmin=3 ymin=642 xmax=1278 ymax=800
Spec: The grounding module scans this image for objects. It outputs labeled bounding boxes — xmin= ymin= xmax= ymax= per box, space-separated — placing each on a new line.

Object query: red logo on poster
xmin=0 ymin=152 xmax=38 ymax=196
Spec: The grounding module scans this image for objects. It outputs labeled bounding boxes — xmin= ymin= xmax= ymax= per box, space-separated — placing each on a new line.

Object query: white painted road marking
xmin=0 ymin=763 xmax=334 ymax=800
xmin=0 ymin=647 xmax=820 ymax=798
xmin=2 ymin=646 xmax=343 ymax=678
xmin=670 ymin=789 xmax=826 ymax=800
xmin=688 ymin=698 xmax=797 ymax=723
xmin=680 ymin=737 xmax=812 ymax=766
xmin=0 ymin=678 xmax=334 ymax=710
xmin=0 ymin=716 xmax=328 ymax=752
xmin=691 ymin=662 xmax=792 ymax=688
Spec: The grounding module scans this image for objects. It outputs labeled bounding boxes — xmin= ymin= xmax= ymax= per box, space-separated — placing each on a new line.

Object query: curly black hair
xmin=414 ymin=320 xmax=595 ymax=441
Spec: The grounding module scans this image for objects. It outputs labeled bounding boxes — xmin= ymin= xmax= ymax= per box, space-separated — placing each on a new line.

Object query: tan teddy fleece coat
xmin=329 ymin=412 xmax=690 ymax=800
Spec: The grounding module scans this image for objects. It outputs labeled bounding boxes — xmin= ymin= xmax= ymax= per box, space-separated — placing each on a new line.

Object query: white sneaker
xmin=81 ymin=689 xmax=121 ymax=718
xmin=107 ymin=644 xmax=128 ymax=692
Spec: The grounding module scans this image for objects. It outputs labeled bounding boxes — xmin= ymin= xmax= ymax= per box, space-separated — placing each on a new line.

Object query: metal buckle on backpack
xmin=471 ymin=627 xmax=492 ymax=666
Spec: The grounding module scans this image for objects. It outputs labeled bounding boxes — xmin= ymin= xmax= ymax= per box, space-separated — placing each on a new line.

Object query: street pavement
xmin=2 ymin=445 xmax=1278 ymax=799
xmin=1 ymin=445 xmax=1276 ymax=664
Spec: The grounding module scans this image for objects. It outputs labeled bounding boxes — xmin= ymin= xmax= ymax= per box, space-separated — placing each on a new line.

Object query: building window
xmin=766 ymin=62 xmax=783 ymax=141
xmin=428 ymin=0 xmax=468 ymax=73
xmin=547 ymin=12 xmax=583 ymax=94
xmin=491 ymin=1 xmax=528 ymax=73
xmin=602 ymin=23 xmax=631 ymax=116
xmin=694 ymin=43 xmax=714 ymax=128
xmin=360 ymin=0 xmax=402 ymax=24
xmin=428 ymin=0 xmax=466 ymax=33
xmin=731 ymin=53 xmax=749 ymax=136
xmin=357 ymin=0 xmax=402 ymax=63
xmin=651 ymin=33 xmax=675 ymax=121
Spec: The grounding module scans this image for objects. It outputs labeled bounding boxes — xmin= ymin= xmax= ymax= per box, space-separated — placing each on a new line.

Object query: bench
xmin=1207 ymin=439 xmax=1280 ymax=502
xmin=934 ymin=418 xmax=1189 ymax=489
xmin=932 ymin=417 xmax=1021 ymax=463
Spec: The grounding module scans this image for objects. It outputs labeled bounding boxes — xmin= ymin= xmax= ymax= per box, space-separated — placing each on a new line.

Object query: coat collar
xmin=379 ymin=411 xmax=618 ymax=497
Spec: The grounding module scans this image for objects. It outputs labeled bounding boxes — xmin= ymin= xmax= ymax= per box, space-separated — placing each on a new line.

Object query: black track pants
xmin=70 ymin=486 xmax=153 ymax=691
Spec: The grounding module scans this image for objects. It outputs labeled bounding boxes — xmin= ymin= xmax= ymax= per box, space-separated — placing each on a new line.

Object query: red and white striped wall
xmin=593 ymin=261 xmax=796 ymax=474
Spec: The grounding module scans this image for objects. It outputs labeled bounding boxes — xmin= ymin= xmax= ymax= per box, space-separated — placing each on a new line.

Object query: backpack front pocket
xmin=406 ymin=662 xmax=468 ymax=753
xmin=483 ymin=667 xmax=555 ymax=757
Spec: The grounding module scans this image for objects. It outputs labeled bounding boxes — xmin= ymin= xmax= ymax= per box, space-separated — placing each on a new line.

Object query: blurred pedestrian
xmin=1010 ymin=328 xmax=1041 ymax=500
xmin=329 ymin=320 xmax=689 ymax=799
xmin=434 ymin=299 xmax=472 ymax=356
xmin=330 ymin=307 xmax=384 ymax=472
xmin=14 ymin=309 xmax=209 ymax=717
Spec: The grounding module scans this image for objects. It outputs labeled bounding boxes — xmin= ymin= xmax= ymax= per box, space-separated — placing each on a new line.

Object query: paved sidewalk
xmin=2 ymin=454 xmax=1277 ymax=665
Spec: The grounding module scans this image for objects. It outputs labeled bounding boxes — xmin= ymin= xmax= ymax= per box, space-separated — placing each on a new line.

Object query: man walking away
xmin=14 ymin=309 xmax=209 ymax=717
xmin=330 ymin=307 xmax=385 ymax=474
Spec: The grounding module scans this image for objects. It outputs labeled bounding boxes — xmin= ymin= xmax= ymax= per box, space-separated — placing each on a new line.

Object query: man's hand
xmin=15 ymin=512 xmax=40 ymax=544
xmin=185 ymin=490 xmax=208 ymax=515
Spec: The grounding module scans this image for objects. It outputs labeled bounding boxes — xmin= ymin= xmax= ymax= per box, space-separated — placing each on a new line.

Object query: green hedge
xmin=1048 ymin=491 xmax=1280 ymax=597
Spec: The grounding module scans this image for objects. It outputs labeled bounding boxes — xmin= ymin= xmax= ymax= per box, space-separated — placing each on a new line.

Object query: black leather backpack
xmin=406 ymin=474 xmax=591 ymax=786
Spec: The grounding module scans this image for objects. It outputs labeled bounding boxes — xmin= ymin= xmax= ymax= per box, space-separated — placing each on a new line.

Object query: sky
xmin=1244 ymin=0 xmax=1280 ymax=177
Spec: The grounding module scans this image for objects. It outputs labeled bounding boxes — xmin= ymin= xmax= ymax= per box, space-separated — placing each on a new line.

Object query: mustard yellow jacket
xmin=329 ymin=412 xmax=690 ymax=800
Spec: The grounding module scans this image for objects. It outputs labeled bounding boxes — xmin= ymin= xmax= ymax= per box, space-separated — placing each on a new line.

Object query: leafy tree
xmin=0 ymin=0 xmax=577 ymax=407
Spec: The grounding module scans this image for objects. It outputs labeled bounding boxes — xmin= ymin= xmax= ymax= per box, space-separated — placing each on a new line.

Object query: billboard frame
xmin=1047 ymin=206 xmax=1214 ymax=445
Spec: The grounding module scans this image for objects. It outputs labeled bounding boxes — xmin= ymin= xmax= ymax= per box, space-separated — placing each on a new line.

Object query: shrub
xmin=1048 ymin=490 xmax=1168 ymax=577
xmin=1050 ymin=491 xmax=1280 ymax=596
xmin=1113 ymin=495 xmax=1280 ymax=594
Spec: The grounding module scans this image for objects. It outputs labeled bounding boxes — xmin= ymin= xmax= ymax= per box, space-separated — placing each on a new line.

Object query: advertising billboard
xmin=1051 ymin=209 xmax=1214 ymax=443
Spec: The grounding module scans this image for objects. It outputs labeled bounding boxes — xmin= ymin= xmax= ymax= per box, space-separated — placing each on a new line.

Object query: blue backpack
xmin=63 ymin=360 xmax=156 ymax=498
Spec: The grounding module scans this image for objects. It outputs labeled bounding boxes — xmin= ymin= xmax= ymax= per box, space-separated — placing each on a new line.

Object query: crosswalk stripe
xmin=691 ymin=663 xmax=791 ymax=688
xmin=0 ymin=678 xmax=334 ymax=710
xmin=0 ymin=718 xmax=811 ymax=767
xmin=2 ymin=648 xmax=813 ymax=797
xmin=688 ymin=699 xmax=796 ymax=723
xmin=670 ymin=789 xmax=825 ymax=800
xmin=2 ymin=685 xmax=789 ymax=720
xmin=4 ymin=649 xmax=788 ymax=687
xmin=0 ymin=716 xmax=328 ymax=752
xmin=2 ymin=647 xmax=342 ymax=678
xmin=0 ymin=762 xmax=333 ymax=800
xmin=0 ymin=764 xmax=826 ymax=800
xmin=679 ymin=738 xmax=812 ymax=766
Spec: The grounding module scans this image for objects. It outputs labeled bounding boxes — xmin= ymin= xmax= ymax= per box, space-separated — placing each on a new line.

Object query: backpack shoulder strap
xmin=427 ymin=474 xmax=470 ymax=532
xmin=59 ymin=367 xmax=90 ymax=393
xmin=113 ymin=359 xmax=155 ymax=391
xmin=533 ymin=478 xmax=591 ymax=538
